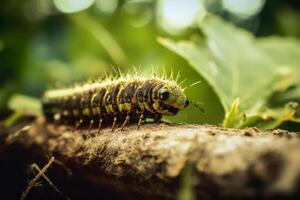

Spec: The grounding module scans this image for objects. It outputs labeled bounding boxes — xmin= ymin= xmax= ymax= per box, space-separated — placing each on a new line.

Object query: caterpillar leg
xmin=53 ymin=113 xmax=61 ymax=125
xmin=154 ymin=114 xmax=162 ymax=123
xmin=88 ymin=119 xmax=94 ymax=134
xmin=74 ymin=118 xmax=83 ymax=132
xmin=121 ymin=114 xmax=130 ymax=131
xmin=137 ymin=113 xmax=144 ymax=129
xmin=111 ymin=116 xmax=117 ymax=131
xmin=98 ymin=117 xmax=103 ymax=134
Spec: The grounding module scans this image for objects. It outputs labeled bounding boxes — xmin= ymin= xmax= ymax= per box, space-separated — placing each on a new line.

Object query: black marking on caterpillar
xmin=42 ymin=74 xmax=190 ymax=132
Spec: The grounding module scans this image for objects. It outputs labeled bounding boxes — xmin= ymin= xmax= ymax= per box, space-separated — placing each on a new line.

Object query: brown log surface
xmin=2 ymin=119 xmax=300 ymax=200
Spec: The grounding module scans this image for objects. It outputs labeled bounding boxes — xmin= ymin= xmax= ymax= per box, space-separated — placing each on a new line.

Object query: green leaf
xmin=258 ymin=36 xmax=300 ymax=83
xmin=158 ymin=14 xmax=300 ymax=129
xmin=159 ymin=17 xmax=282 ymax=113
xmin=8 ymin=94 xmax=42 ymax=117
xmin=257 ymin=36 xmax=300 ymax=97
xmin=255 ymin=37 xmax=300 ymax=111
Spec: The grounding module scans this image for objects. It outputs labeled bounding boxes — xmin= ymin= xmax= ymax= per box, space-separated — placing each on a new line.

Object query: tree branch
xmin=3 ymin=119 xmax=300 ymax=199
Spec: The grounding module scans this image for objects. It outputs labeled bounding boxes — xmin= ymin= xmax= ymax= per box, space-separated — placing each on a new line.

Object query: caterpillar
xmin=42 ymin=74 xmax=190 ymax=132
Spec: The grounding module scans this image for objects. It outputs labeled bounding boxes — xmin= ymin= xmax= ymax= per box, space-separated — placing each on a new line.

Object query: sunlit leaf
xmin=158 ymin=18 xmax=283 ymax=113
xmin=158 ymin=14 xmax=300 ymax=129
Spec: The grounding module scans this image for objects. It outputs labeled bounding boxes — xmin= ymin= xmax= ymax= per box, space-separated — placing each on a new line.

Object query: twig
xmin=31 ymin=163 xmax=70 ymax=200
xmin=20 ymin=156 xmax=55 ymax=200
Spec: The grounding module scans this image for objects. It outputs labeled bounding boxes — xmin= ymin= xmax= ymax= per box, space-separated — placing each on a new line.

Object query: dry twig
xmin=21 ymin=156 xmax=55 ymax=200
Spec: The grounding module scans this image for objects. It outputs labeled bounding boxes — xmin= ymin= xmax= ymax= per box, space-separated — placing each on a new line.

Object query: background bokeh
xmin=0 ymin=0 xmax=299 ymax=125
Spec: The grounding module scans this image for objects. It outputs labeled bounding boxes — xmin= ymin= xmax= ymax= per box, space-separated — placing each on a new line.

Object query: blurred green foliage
xmin=0 ymin=0 xmax=300 ymax=131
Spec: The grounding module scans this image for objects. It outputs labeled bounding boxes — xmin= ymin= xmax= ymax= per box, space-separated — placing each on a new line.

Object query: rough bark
xmin=2 ymin=118 xmax=300 ymax=200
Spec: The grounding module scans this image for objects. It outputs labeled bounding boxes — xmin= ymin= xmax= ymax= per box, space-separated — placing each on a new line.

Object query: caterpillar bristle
xmin=189 ymin=80 xmax=202 ymax=88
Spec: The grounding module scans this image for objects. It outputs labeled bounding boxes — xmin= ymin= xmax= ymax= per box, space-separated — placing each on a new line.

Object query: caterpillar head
xmin=154 ymin=85 xmax=189 ymax=116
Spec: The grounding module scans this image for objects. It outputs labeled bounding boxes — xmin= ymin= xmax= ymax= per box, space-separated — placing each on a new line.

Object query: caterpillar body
xmin=42 ymin=75 xmax=189 ymax=132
